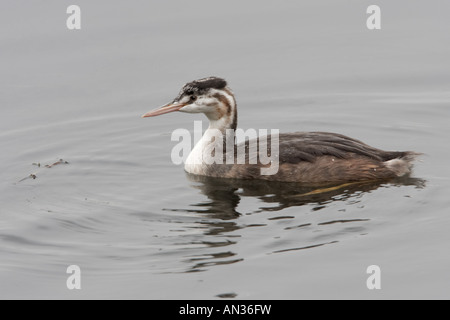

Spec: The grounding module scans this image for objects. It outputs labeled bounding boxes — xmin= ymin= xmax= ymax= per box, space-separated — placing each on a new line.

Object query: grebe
xmin=142 ymin=77 xmax=419 ymax=183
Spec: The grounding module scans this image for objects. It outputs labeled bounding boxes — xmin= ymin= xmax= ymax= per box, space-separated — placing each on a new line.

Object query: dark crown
xmin=175 ymin=77 xmax=227 ymax=101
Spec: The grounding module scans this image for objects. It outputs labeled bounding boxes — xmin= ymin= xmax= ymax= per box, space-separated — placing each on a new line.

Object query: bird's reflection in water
xmin=167 ymin=173 xmax=425 ymax=273
xmin=185 ymin=173 xmax=425 ymax=216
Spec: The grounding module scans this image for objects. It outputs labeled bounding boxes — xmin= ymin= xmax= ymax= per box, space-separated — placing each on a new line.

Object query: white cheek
xmin=179 ymin=104 xmax=193 ymax=113
xmin=179 ymin=103 xmax=202 ymax=113
xmin=201 ymin=97 xmax=215 ymax=104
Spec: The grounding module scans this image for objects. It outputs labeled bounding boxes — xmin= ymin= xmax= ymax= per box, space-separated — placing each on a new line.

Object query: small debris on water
xmin=17 ymin=173 xmax=38 ymax=183
xmin=17 ymin=159 xmax=70 ymax=184
xmin=45 ymin=159 xmax=69 ymax=168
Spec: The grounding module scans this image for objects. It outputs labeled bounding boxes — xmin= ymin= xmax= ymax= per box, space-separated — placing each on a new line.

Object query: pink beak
xmin=141 ymin=102 xmax=186 ymax=118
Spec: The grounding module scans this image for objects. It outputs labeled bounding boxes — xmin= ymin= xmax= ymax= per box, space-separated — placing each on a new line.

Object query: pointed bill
xmin=141 ymin=102 xmax=186 ymax=118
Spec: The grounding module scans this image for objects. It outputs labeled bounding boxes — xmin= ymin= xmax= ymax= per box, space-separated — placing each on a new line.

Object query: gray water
xmin=1 ymin=0 xmax=450 ymax=299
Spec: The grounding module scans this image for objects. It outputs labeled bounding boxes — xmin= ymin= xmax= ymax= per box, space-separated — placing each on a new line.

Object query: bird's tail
xmin=383 ymin=152 xmax=422 ymax=177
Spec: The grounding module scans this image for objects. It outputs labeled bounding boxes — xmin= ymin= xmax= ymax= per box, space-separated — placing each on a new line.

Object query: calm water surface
xmin=1 ymin=1 xmax=450 ymax=299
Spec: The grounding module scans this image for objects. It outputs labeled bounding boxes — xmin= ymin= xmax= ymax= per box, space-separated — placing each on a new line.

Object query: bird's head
xmin=142 ymin=77 xmax=237 ymax=129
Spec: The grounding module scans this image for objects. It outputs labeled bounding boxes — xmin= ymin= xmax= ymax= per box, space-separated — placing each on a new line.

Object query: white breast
xmin=184 ymin=128 xmax=217 ymax=175
xmin=184 ymin=124 xmax=233 ymax=175
xmin=184 ymin=138 xmax=206 ymax=175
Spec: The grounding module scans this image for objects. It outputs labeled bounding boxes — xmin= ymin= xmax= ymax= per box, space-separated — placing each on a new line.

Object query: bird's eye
xmin=190 ymin=95 xmax=197 ymax=102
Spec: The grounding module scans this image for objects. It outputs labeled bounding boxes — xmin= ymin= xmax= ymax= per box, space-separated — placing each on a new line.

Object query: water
xmin=1 ymin=0 xmax=450 ymax=299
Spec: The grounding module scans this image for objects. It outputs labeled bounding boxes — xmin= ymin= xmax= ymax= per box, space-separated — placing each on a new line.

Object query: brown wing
xmin=239 ymin=132 xmax=407 ymax=164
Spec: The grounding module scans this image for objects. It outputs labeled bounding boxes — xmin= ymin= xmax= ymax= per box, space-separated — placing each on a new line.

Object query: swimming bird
xmin=142 ymin=77 xmax=419 ymax=184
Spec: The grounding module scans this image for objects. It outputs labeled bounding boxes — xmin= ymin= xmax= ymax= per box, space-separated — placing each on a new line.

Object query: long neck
xmin=185 ymin=88 xmax=237 ymax=174
xmin=206 ymin=87 xmax=237 ymax=132
xmin=205 ymin=87 xmax=237 ymax=153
